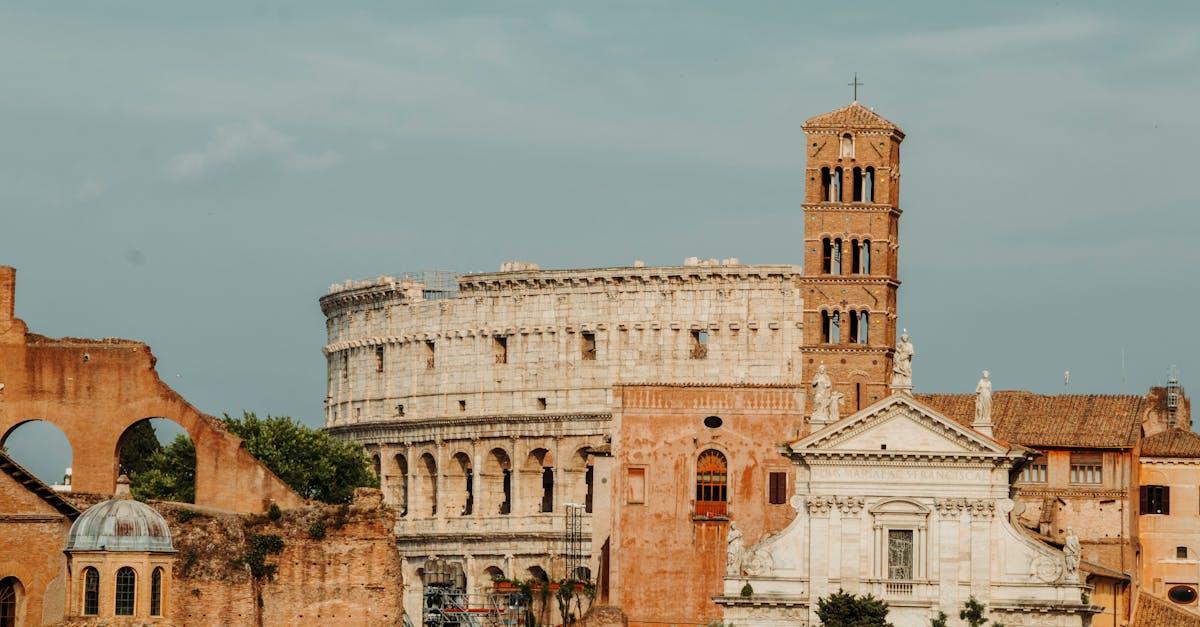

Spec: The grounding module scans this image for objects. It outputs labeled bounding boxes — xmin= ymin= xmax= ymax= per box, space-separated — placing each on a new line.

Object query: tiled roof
xmin=916 ymin=391 xmax=1146 ymax=449
xmin=0 ymin=451 xmax=80 ymax=520
xmin=1134 ymin=592 xmax=1200 ymax=627
xmin=803 ymin=101 xmax=903 ymax=133
xmin=1142 ymin=428 xmax=1200 ymax=458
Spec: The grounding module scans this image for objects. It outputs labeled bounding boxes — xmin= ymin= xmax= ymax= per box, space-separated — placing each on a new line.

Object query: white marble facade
xmin=718 ymin=395 xmax=1098 ymax=627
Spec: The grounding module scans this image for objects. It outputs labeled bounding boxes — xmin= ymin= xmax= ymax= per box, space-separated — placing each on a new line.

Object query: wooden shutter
xmin=768 ymin=472 xmax=787 ymax=504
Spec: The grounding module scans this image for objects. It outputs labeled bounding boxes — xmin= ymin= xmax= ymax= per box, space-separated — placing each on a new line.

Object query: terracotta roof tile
xmin=1142 ymin=428 xmax=1200 ymax=458
xmin=915 ymin=391 xmax=1145 ymax=449
xmin=802 ymin=101 xmax=903 ymax=134
xmin=1134 ymin=592 xmax=1200 ymax=627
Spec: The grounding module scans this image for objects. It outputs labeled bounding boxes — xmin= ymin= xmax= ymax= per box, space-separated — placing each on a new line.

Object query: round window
xmin=1169 ymin=585 xmax=1197 ymax=605
xmin=703 ymin=416 xmax=723 ymax=429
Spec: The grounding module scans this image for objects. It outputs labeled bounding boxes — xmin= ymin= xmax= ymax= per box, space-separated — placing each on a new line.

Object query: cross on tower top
xmin=848 ymin=73 xmax=863 ymax=102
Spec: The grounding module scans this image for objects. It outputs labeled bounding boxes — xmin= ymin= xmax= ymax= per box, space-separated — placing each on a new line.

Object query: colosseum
xmin=320 ymin=258 xmax=803 ymax=609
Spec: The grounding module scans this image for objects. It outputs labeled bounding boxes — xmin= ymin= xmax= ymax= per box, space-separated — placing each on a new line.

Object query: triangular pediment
xmin=791 ymin=394 xmax=1009 ymax=456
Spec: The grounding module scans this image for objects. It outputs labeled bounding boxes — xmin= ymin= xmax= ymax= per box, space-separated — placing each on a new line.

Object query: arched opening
xmin=821 ymin=237 xmax=833 ymax=274
xmin=832 ymin=167 xmax=843 ymax=202
xmin=849 ymin=309 xmax=860 ymax=343
xmin=851 ymin=238 xmax=861 ymax=273
xmin=371 ymin=454 xmax=381 ymax=480
xmin=563 ymin=447 xmax=592 ymax=511
xmin=446 ymin=452 xmax=473 ymax=516
xmin=852 ymin=167 xmax=863 ymax=201
xmin=484 ymin=565 xmax=505 ymax=588
xmin=1 ymin=420 xmax=72 ymax=488
xmin=695 ymin=449 xmax=728 ymax=517
xmin=0 ymin=577 xmax=23 ymax=627
xmin=858 ymin=311 xmax=870 ymax=345
xmin=522 ymin=448 xmax=555 ymax=514
xmin=117 ymin=418 xmax=195 ymax=503
xmin=418 ymin=453 xmax=438 ymax=517
xmin=151 ymin=567 xmax=164 ymax=617
xmin=861 ymin=239 xmax=871 ymax=274
xmin=832 ymin=238 xmax=843 ymax=274
xmin=864 ymin=167 xmax=875 ymax=202
xmin=82 ymin=567 xmax=99 ymax=616
xmin=392 ymin=453 xmax=409 ymax=517
xmin=483 ymin=448 xmax=512 ymax=516
xmin=840 ymin=133 xmax=854 ymax=158
xmin=115 ymin=566 xmax=136 ymax=616
xmin=820 ymin=167 xmax=831 ymax=201
xmin=527 ymin=565 xmax=549 ymax=584
xmin=572 ymin=565 xmax=592 ymax=582
xmin=822 ymin=310 xmax=841 ymax=344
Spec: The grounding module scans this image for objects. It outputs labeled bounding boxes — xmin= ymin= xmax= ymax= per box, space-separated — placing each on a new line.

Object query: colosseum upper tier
xmin=319 ymin=259 xmax=804 ymax=603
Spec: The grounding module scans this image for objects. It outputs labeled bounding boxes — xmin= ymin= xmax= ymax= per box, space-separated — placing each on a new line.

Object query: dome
xmin=66 ymin=496 xmax=175 ymax=553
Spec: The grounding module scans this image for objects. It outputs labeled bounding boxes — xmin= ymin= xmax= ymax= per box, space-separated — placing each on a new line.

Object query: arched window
xmin=820 ymin=167 xmax=831 ymax=202
xmin=821 ymin=238 xmax=833 ymax=274
xmin=150 ymin=567 xmax=163 ymax=617
xmin=858 ymin=311 xmax=870 ymax=344
xmin=695 ymin=449 xmax=728 ymax=517
xmin=822 ymin=310 xmax=842 ymax=344
xmin=572 ymin=565 xmax=593 ymax=582
xmin=832 ymin=167 xmax=844 ymax=202
xmin=82 ymin=567 xmax=99 ymax=616
xmin=849 ymin=310 xmax=860 ymax=344
xmin=115 ymin=567 xmax=136 ymax=616
xmin=861 ymin=240 xmax=871 ymax=274
xmin=852 ymin=167 xmax=863 ymax=202
xmin=832 ymin=238 xmax=843 ymax=275
xmin=0 ymin=577 xmax=19 ymax=627
xmin=864 ymin=167 xmax=875 ymax=202
xmin=840 ymin=133 xmax=854 ymax=158
xmin=851 ymin=238 xmax=861 ymax=273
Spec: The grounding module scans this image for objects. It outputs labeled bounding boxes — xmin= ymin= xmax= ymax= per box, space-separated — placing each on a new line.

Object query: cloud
xmin=166 ymin=122 xmax=342 ymax=181
xmin=77 ymin=174 xmax=106 ymax=199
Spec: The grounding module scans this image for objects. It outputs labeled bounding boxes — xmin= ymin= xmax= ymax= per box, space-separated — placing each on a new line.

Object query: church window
xmin=627 ymin=467 xmax=646 ymax=504
xmin=375 ymin=346 xmax=384 ymax=373
xmin=864 ymin=167 xmax=875 ymax=201
xmin=690 ymin=330 xmax=708 ymax=360
xmin=852 ymin=167 xmax=863 ymax=201
xmin=887 ymin=529 xmax=915 ymax=580
xmin=494 ymin=335 xmax=508 ymax=364
xmin=695 ymin=449 xmax=728 ymax=517
xmin=859 ymin=311 xmax=869 ymax=344
xmin=840 ymin=133 xmax=854 ymax=158
xmin=768 ymin=472 xmax=788 ymax=505
xmin=1178 ymin=546 xmax=1189 ymax=559
xmin=1142 ymin=485 xmax=1170 ymax=515
xmin=1021 ymin=456 xmax=1048 ymax=483
xmin=150 ymin=567 xmax=163 ymax=617
xmin=1169 ymin=585 xmax=1198 ymax=605
xmin=115 ymin=567 xmax=136 ymax=616
xmin=861 ymin=240 xmax=871 ymax=274
xmin=1070 ymin=452 xmax=1102 ymax=484
xmin=832 ymin=167 xmax=844 ymax=202
xmin=581 ymin=332 xmax=597 ymax=361
xmin=821 ymin=238 xmax=833 ymax=273
xmin=424 ymin=340 xmax=436 ymax=370
xmin=82 ymin=567 xmax=99 ymax=615
xmin=832 ymin=238 xmax=843 ymax=274
xmin=821 ymin=311 xmax=841 ymax=344
xmin=821 ymin=167 xmax=832 ymax=201
xmin=0 ymin=578 xmax=15 ymax=627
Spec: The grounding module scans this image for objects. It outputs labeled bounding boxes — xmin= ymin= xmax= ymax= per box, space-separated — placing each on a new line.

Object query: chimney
xmin=0 ymin=266 xmax=14 ymax=323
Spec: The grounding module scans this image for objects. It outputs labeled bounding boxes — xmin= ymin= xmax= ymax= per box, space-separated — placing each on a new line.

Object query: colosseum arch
xmin=481 ymin=448 xmax=512 ymax=516
xmin=446 ymin=451 xmax=473 ymax=516
xmin=0 ymin=267 xmax=302 ymax=513
xmin=416 ymin=452 xmax=438 ymax=516
xmin=561 ymin=447 xmax=592 ymax=511
xmin=389 ymin=453 xmax=409 ymax=516
xmin=521 ymin=448 xmax=555 ymax=514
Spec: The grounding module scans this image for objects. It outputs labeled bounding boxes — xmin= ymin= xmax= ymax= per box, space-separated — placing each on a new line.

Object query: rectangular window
xmin=691 ymin=330 xmax=709 ymax=359
xmin=887 ymin=529 xmax=914 ymax=580
xmin=458 ymin=400 xmax=466 ymax=412
xmin=1178 ymin=546 xmax=1189 ymax=559
xmin=536 ymin=397 xmax=547 ymax=410
xmin=627 ymin=467 xmax=646 ymax=504
xmin=494 ymin=335 xmax=508 ymax=365
xmin=342 ymin=352 xmax=349 ymax=380
xmin=1021 ymin=456 xmax=1048 ymax=483
xmin=581 ymin=332 xmax=597 ymax=361
xmin=1070 ymin=452 xmax=1102 ymax=484
xmin=1142 ymin=485 xmax=1170 ymax=515
xmin=768 ymin=472 xmax=788 ymax=505
xmin=424 ymin=340 xmax=436 ymax=370
xmin=375 ymin=346 xmax=385 ymax=373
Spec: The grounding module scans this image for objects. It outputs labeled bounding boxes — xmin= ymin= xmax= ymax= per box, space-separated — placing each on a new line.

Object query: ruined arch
xmin=115 ymin=417 xmax=196 ymax=503
xmin=390 ymin=453 xmax=409 ymax=516
xmin=417 ymin=452 xmax=438 ymax=516
xmin=1 ymin=419 xmax=72 ymax=487
xmin=446 ymin=451 xmax=473 ymax=516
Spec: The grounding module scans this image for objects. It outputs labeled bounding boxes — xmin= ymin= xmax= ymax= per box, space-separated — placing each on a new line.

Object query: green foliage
xmin=959 ymin=596 xmax=1003 ymax=627
xmin=237 ymin=533 xmax=285 ymax=579
xmin=118 ymin=420 xmax=162 ymax=476
xmin=815 ymin=589 xmax=893 ymax=627
xmin=308 ymin=520 xmax=326 ymax=540
xmin=332 ymin=504 xmax=350 ymax=528
xmin=129 ymin=433 xmax=195 ymax=503
xmin=267 ymin=503 xmax=282 ymax=522
xmin=740 ymin=582 xmax=754 ymax=597
xmin=222 ymin=412 xmax=378 ymax=504
xmin=931 ymin=611 xmax=948 ymax=627
xmin=1081 ymin=591 xmax=1090 ymax=605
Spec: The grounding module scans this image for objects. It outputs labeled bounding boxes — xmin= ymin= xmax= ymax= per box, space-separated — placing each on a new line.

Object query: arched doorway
xmin=482 ymin=448 xmax=512 ymax=516
xmin=116 ymin=417 xmax=196 ymax=503
xmin=1 ymin=420 xmax=72 ymax=488
xmin=522 ymin=448 xmax=554 ymax=514
xmin=0 ymin=577 xmax=24 ymax=627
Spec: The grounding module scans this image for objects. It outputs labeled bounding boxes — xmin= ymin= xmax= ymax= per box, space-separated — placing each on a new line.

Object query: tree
xmin=118 ymin=420 xmax=162 ymax=476
xmin=930 ymin=611 xmax=948 ymax=627
xmin=222 ymin=412 xmax=378 ymax=503
xmin=816 ymin=589 xmax=893 ymax=627
xmin=130 ymin=433 xmax=195 ymax=502
xmin=960 ymin=596 xmax=1004 ymax=627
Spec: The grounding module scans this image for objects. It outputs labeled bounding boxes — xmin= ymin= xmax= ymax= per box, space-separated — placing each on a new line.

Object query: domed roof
xmin=66 ymin=495 xmax=175 ymax=553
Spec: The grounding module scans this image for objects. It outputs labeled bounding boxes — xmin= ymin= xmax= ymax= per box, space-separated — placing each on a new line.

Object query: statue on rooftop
xmin=726 ymin=521 xmax=744 ymax=576
xmin=975 ymin=370 xmax=993 ymax=424
xmin=1063 ymin=527 xmax=1081 ymax=582
xmin=890 ymin=330 xmax=914 ymax=393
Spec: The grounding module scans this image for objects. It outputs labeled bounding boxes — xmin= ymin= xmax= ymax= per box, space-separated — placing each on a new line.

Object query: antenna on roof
xmin=1167 ymin=365 xmax=1181 ymax=428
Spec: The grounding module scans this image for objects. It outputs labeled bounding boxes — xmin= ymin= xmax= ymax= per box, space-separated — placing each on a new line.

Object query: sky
xmin=2 ymin=2 xmax=1199 ymax=482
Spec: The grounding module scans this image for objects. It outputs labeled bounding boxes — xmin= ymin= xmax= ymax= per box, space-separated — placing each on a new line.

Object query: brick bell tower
xmin=800 ymin=100 xmax=905 ymax=424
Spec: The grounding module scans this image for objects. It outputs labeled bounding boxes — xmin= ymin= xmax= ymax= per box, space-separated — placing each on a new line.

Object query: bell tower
xmin=800 ymin=101 xmax=904 ymax=423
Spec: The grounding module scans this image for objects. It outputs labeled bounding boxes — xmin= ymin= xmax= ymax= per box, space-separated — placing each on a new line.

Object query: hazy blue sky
xmin=3 ymin=2 xmax=1198 ymax=482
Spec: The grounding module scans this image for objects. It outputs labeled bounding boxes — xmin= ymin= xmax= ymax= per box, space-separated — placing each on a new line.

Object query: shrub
xmin=308 ymin=520 xmax=327 ymax=540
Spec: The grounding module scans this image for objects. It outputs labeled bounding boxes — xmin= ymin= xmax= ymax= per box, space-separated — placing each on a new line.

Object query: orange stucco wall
xmin=608 ymin=384 xmax=805 ymax=625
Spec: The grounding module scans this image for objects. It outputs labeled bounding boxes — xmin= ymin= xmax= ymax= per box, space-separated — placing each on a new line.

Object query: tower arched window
xmin=858 ymin=311 xmax=869 ymax=344
xmin=822 ymin=310 xmax=841 ymax=344
xmin=832 ymin=167 xmax=844 ymax=202
xmin=82 ymin=567 xmax=99 ymax=616
xmin=115 ymin=567 xmax=136 ymax=616
xmin=851 ymin=239 xmax=861 ymax=274
xmin=852 ymin=167 xmax=863 ymax=202
xmin=832 ymin=238 xmax=843 ymax=275
xmin=695 ymin=449 xmax=728 ymax=517
xmin=820 ymin=167 xmax=832 ymax=202
xmin=864 ymin=167 xmax=875 ymax=202
xmin=150 ymin=567 xmax=163 ymax=617
xmin=821 ymin=238 xmax=833 ymax=273
xmin=861 ymin=240 xmax=871 ymax=274
xmin=840 ymin=133 xmax=854 ymax=158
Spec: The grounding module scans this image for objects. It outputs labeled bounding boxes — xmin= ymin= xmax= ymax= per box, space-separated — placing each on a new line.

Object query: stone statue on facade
xmin=726 ymin=521 xmax=744 ymax=576
xmin=829 ymin=391 xmax=845 ymax=423
xmin=975 ymin=370 xmax=992 ymax=423
xmin=890 ymin=330 xmax=914 ymax=393
xmin=811 ymin=364 xmax=833 ymax=423
xmin=1063 ymin=527 xmax=1081 ymax=582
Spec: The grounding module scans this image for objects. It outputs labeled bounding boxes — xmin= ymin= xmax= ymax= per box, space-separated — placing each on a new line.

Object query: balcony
xmin=864 ymin=579 xmax=934 ymax=603
xmin=695 ymin=500 xmax=728 ymax=518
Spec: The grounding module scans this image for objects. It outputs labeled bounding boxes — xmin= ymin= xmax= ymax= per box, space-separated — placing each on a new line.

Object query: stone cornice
xmin=800 ymin=276 xmax=901 ymax=288
xmin=799 ymin=345 xmax=894 ymax=355
xmin=799 ymin=451 xmax=1014 ymax=466
xmin=1015 ymin=487 xmax=1128 ymax=499
xmin=457 ymin=264 xmax=802 ymax=293
xmin=802 ymin=203 xmax=902 ymax=215
xmin=1140 ymin=457 xmax=1200 ymax=465
xmin=394 ymin=531 xmax=589 ymax=544
xmin=325 ymin=413 xmax=612 ymax=444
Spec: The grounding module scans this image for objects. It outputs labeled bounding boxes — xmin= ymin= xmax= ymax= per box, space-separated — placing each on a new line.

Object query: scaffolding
xmin=399 ymin=270 xmax=461 ymax=301
xmin=1167 ymin=366 xmax=1182 ymax=427
xmin=564 ymin=503 xmax=587 ymax=581
xmin=422 ymin=559 xmax=528 ymax=627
